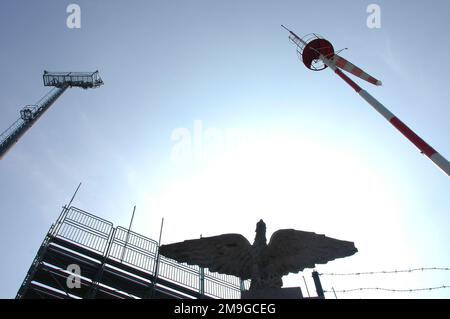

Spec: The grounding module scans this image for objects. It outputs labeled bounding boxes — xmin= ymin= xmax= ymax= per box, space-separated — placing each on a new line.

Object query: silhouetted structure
xmin=160 ymin=219 xmax=357 ymax=294
xmin=282 ymin=25 xmax=450 ymax=177
xmin=0 ymin=71 xmax=103 ymax=159
xmin=16 ymin=206 xmax=247 ymax=299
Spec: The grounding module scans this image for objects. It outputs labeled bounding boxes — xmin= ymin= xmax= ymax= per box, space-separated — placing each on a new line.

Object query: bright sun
xmin=138 ymin=133 xmax=413 ymax=293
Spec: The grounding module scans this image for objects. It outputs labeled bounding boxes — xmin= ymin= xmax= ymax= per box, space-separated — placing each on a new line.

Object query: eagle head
xmin=256 ymin=219 xmax=266 ymax=234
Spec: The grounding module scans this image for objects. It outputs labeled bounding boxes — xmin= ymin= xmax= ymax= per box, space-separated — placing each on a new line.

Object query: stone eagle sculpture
xmin=159 ymin=220 xmax=357 ymax=290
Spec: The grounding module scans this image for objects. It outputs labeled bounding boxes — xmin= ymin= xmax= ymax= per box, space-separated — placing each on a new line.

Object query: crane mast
xmin=0 ymin=71 xmax=103 ymax=159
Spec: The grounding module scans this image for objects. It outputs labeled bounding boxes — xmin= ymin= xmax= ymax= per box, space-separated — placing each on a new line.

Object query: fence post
xmin=312 ymin=270 xmax=325 ymax=299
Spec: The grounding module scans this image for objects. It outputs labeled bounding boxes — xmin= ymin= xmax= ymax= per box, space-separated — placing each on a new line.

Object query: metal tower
xmin=282 ymin=26 xmax=450 ymax=178
xmin=0 ymin=71 xmax=103 ymax=159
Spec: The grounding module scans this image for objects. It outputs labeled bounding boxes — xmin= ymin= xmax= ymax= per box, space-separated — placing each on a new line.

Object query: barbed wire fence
xmin=319 ymin=267 xmax=450 ymax=276
xmin=316 ymin=267 xmax=450 ymax=297
xmin=324 ymin=285 xmax=450 ymax=294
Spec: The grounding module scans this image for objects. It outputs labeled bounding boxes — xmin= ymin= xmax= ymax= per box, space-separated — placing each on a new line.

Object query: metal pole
xmin=52 ymin=182 xmax=82 ymax=237
xmin=150 ymin=217 xmax=164 ymax=298
xmin=240 ymin=279 xmax=245 ymax=292
xmin=0 ymin=86 xmax=68 ymax=159
xmin=199 ymin=267 xmax=205 ymax=297
xmin=198 ymin=234 xmax=205 ymax=297
xmin=303 ymin=275 xmax=311 ymax=297
xmin=319 ymin=54 xmax=450 ymax=177
xmin=120 ymin=205 xmax=136 ymax=262
xmin=67 ymin=182 xmax=82 ymax=208
xmin=281 ymin=25 xmax=308 ymax=47
xmin=283 ymin=26 xmax=450 ymax=177
xmin=157 ymin=218 xmax=164 ymax=247
xmin=88 ymin=227 xmax=116 ymax=299
xmin=332 ymin=287 xmax=338 ymax=299
xmin=312 ymin=271 xmax=325 ymax=299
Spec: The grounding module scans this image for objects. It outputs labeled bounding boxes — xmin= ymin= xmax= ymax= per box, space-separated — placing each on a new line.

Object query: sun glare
xmin=144 ymin=134 xmax=407 ymax=256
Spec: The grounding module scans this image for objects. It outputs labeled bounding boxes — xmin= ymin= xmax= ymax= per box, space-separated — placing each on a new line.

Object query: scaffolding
xmin=16 ymin=206 xmax=249 ymax=299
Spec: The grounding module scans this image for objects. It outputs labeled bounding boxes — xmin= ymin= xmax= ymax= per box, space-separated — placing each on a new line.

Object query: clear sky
xmin=0 ymin=0 xmax=449 ymax=299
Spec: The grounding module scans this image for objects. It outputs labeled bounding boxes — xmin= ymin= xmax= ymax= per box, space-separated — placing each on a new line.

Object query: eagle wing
xmin=159 ymin=234 xmax=253 ymax=279
xmin=263 ymin=229 xmax=357 ymax=276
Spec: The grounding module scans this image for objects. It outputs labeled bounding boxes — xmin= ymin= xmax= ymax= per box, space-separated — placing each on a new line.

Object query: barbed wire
xmin=319 ymin=267 xmax=450 ymax=276
xmin=324 ymin=285 xmax=450 ymax=294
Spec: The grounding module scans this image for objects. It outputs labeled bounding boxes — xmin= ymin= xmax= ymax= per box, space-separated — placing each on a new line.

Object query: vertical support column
xmin=52 ymin=206 xmax=69 ymax=237
xmin=240 ymin=279 xmax=245 ymax=291
xmin=199 ymin=267 xmax=205 ymax=298
xmin=148 ymin=250 xmax=161 ymax=299
xmin=87 ymin=227 xmax=116 ymax=299
xmin=239 ymin=279 xmax=246 ymax=299
xmin=312 ymin=271 xmax=325 ymax=299
xmin=16 ymin=231 xmax=53 ymax=298
xmin=149 ymin=218 xmax=165 ymax=299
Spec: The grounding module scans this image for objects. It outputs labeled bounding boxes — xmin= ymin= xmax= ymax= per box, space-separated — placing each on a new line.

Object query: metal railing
xmin=51 ymin=206 xmax=247 ymax=298
xmin=53 ymin=207 xmax=113 ymax=255
xmin=0 ymin=118 xmax=24 ymax=146
xmin=204 ymin=269 xmax=249 ymax=299
xmin=43 ymin=71 xmax=103 ymax=89
xmin=108 ymin=226 xmax=158 ymax=274
xmin=158 ymin=256 xmax=201 ymax=291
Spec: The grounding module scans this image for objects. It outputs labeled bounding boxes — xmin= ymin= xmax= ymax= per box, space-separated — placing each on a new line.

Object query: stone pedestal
xmin=241 ymin=287 xmax=303 ymax=299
